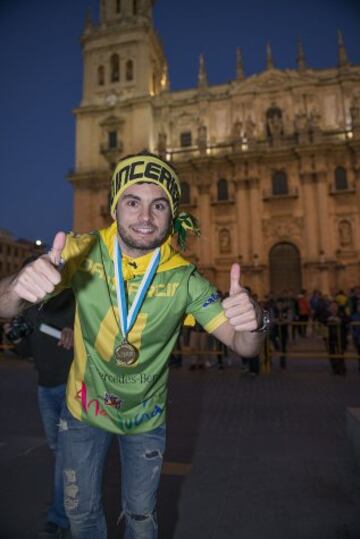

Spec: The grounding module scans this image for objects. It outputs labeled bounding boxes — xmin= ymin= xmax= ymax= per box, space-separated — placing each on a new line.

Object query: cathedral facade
xmin=69 ymin=0 xmax=360 ymax=297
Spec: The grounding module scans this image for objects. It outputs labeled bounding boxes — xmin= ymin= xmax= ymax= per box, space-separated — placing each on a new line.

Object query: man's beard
xmin=117 ymin=221 xmax=171 ymax=253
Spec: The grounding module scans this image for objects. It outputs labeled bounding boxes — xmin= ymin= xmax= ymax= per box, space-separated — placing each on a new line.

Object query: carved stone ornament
xmin=245 ymin=117 xmax=256 ymax=140
xmin=157 ymin=131 xmax=167 ymax=153
xmin=232 ymin=120 xmax=243 ymax=142
xmin=339 ymin=220 xmax=353 ymax=248
xmin=262 ymin=216 xmax=304 ymax=242
xmin=294 ymin=112 xmax=308 ymax=132
xmin=266 ymin=103 xmax=283 ymax=139
xmin=105 ymin=94 xmax=117 ymax=107
xmin=219 ymin=228 xmax=232 ymax=254
xmin=350 ymin=95 xmax=360 ymax=128
xmin=197 ymin=123 xmax=207 ymax=150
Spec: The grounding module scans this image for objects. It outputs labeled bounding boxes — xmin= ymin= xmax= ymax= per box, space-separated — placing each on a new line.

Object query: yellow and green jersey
xmin=57 ymin=222 xmax=227 ymax=434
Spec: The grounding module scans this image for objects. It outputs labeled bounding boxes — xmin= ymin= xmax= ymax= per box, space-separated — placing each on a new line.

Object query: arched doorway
xmin=269 ymin=242 xmax=302 ymax=294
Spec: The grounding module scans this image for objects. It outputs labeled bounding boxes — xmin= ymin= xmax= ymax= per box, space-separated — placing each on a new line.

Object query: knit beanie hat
xmin=110 ymin=153 xmax=200 ymax=249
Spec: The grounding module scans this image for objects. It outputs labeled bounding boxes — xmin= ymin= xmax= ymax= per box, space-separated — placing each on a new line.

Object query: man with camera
xmin=4 ymin=287 xmax=75 ymax=538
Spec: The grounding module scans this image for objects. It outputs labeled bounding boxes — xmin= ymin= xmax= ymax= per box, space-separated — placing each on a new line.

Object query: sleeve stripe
xmin=203 ymin=311 xmax=228 ymax=334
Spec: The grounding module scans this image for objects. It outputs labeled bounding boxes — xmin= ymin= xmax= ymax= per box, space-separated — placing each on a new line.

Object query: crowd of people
xmin=168 ymin=286 xmax=360 ymax=377
xmin=260 ymin=286 xmax=360 ymax=375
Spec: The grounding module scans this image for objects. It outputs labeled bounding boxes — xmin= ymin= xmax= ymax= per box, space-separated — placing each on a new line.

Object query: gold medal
xmin=112 ymin=240 xmax=160 ymax=369
xmin=115 ymin=341 xmax=138 ymax=367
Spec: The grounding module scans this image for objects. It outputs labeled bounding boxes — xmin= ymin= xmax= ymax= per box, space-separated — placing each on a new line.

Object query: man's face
xmin=115 ymin=183 xmax=172 ymax=256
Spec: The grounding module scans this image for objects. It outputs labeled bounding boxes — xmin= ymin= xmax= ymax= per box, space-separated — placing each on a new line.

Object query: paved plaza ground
xmin=0 ymin=336 xmax=360 ymax=538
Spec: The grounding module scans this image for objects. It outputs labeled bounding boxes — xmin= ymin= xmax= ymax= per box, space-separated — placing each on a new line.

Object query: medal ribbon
xmin=114 ymin=239 xmax=160 ymax=342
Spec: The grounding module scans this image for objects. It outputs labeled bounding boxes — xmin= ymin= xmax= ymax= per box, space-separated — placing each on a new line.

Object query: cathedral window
xmin=115 ymin=0 xmax=121 ymax=13
xmin=217 ymin=178 xmax=229 ymax=201
xmin=110 ymin=54 xmax=120 ymax=83
xmin=97 ymin=65 xmax=105 ymax=86
xmin=108 ymin=131 xmax=118 ymax=149
xmin=334 ymin=166 xmax=348 ymax=190
xmin=126 ymin=60 xmax=134 ymax=81
xmin=180 ymin=131 xmax=192 ymax=147
xmin=272 ymin=171 xmax=288 ymax=196
xmin=180 ymin=182 xmax=190 ymax=204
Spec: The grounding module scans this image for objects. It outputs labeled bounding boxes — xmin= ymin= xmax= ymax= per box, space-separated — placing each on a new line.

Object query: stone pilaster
xmin=315 ymin=171 xmax=331 ymax=258
xmin=234 ymin=179 xmax=250 ymax=264
xmin=300 ymin=172 xmax=319 ymax=260
xmin=248 ymin=177 xmax=263 ymax=264
xmin=197 ymin=183 xmax=212 ymax=267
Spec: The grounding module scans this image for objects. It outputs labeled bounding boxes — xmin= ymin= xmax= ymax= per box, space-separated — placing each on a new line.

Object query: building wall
xmin=0 ymin=230 xmax=45 ymax=279
xmin=69 ymin=0 xmax=360 ymax=296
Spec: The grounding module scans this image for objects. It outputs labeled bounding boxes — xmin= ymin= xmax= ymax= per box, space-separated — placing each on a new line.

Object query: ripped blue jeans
xmin=58 ymin=406 xmax=165 ymax=539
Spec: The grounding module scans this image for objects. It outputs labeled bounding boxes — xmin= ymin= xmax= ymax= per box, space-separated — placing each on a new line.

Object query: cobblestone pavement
xmin=0 ymin=342 xmax=360 ymax=538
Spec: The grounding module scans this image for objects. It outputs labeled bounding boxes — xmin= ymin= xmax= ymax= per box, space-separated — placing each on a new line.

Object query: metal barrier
xmin=262 ymin=320 xmax=360 ymax=373
xmin=0 ymin=343 xmax=15 ymax=350
xmin=1 ymin=321 xmax=359 ymax=373
xmin=171 ymin=321 xmax=360 ymax=374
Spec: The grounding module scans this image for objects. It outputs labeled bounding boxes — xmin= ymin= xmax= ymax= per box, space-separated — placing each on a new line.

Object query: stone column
xmin=301 ymin=173 xmax=319 ymax=260
xmin=197 ymin=184 xmax=212 ymax=267
xmin=249 ymin=178 xmax=263 ymax=263
xmin=354 ymin=162 xmax=360 ymax=218
xmin=319 ymin=266 xmax=331 ymax=296
xmin=316 ymin=172 xmax=331 ymax=257
xmin=234 ymin=180 xmax=250 ymax=264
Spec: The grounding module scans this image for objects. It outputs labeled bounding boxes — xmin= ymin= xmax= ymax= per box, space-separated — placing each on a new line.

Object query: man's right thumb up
xmin=48 ymin=231 xmax=66 ymax=266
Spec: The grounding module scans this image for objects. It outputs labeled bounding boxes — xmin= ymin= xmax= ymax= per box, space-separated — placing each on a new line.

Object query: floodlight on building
xmin=35 ymin=240 xmax=42 ymax=246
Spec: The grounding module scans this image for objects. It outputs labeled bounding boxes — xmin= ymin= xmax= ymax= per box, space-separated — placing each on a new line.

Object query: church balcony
xmin=165 ymin=129 xmax=353 ymax=165
xmin=211 ymin=198 xmax=234 ymax=206
xmin=166 ymin=146 xmax=200 ymax=161
xmin=167 ymin=140 xmax=253 ymax=162
xmin=329 ymin=184 xmax=356 ymax=195
xmin=100 ymin=142 xmax=123 ymax=165
xmin=262 ymin=186 xmax=299 ymax=201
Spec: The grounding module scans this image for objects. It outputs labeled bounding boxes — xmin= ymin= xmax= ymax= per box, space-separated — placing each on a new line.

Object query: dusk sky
xmin=0 ymin=0 xmax=359 ymax=247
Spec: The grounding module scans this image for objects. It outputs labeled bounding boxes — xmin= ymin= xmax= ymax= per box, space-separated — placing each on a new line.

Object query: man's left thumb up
xmin=229 ymin=263 xmax=242 ymax=297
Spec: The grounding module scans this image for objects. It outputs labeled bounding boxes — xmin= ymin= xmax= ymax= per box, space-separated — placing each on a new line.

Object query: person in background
xmin=322 ymin=300 xmax=349 ymax=376
xmin=350 ymin=299 xmax=360 ymax=373
xmin=349 ymin=286 xmax=360 ymax=316
xmin=188 ymin=321 xmax=209 ymax=370
xmin=213 ymin=292 xmax=229 ymax=371
xmin=4 ymin=287 xmax=75 ymax=538
xmin=272 ymin=298 xmax=290 ymax=370
xmin=243 ymin=287 xmax=261 ymax=376
xmin=297 ymin=289 xmax=310 ymax=337
xmin=335 ymin=289 xmax=350 ymax=316
xmin=284 ymin=289 xmax=299 ymax=342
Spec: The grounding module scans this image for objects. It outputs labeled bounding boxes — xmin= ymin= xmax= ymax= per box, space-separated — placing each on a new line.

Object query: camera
xmin=5 ymin=316 xmax=33 ymax=343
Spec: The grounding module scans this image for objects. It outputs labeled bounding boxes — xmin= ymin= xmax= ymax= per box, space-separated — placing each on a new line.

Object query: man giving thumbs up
xmin=0 ymin=151 xmax=268 ymax=538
